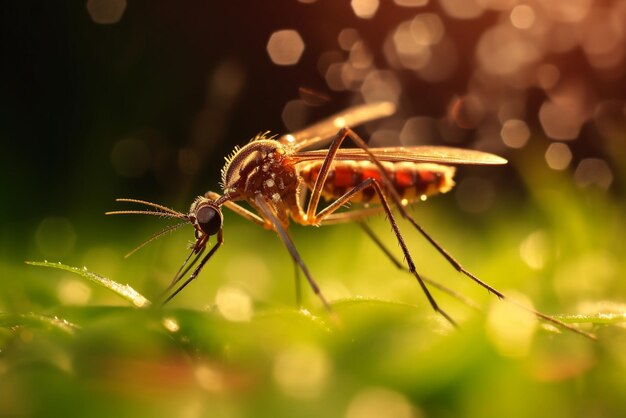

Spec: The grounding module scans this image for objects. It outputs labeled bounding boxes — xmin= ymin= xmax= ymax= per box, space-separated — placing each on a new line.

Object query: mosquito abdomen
xmin=299 ymin=160 xmax=456 ymax=203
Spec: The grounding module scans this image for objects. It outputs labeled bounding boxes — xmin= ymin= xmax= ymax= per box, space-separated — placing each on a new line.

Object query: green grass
xmin=2 ymin=173 xmax=626 ymax=418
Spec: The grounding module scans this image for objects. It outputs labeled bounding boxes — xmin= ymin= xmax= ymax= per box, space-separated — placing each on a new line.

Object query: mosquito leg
xmin=336 ymin=128 xmax=595 ymax=339
xmin=294 ymin=260 xmax=302 ymax=307
xmin=208 ymin=191 xmax=305 ymax=305
xmin=254 ymin=195 xmax=335 ymax=318
xmin=158 ymin=246 xmax=206 ymax=301
xmin=328 ymin=127 xmax=504 ymax=298
xmin=320 ymin=206 xmax=387 ymax=225
xmin=310 ymin=177 xmax=457 ymax=327
xmin=162 ymin=231 xmax=224 ymax=305
xmin=206 ymin=191 xmax=266 ymax=226
xmin=305 ymin=127 xmax=353 ymax=221
xmin=356 ymin=221 xmax=481 ymax=311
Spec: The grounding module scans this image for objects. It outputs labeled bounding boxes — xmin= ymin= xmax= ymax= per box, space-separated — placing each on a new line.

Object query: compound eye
xmin=196 ymin=205 xmax=221 ymax=236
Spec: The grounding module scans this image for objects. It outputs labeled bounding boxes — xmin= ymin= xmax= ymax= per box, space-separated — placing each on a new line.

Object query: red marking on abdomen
xmin=334 ymin=166 xmax=356 ymax=187
xmin=298 ymin=160 xmax=456 ymax=204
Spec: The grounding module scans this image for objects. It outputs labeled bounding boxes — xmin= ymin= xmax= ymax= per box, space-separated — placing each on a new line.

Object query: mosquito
xmin=107 ymin=101 xmax=595 ymax=339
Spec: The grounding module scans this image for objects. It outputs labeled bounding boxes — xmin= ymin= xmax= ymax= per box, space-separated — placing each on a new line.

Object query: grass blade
xmin=555 ymin=312 xmax=626 ymax=325
xmin=26 ymin=261 xmax=151 ymax=308
xmin=0 ymin=312 xmax=80 ymax=335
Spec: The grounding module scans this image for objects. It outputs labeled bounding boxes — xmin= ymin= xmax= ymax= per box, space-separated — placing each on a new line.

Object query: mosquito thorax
xmin=220 ymin=138 xmax=298 ymax=201
xmin=189 ymin=197 xmax=222 ymax=237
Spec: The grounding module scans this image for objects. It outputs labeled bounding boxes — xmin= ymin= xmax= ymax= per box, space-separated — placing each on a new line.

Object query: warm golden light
xmin=410 ymin=13 xmax=445 ymax=46
xmin=486 ymin=292 xmax=537 ymax=358
xmin=360 ymin=70 xmax=401 ymax=104
xmin=347 ymin=388 xmax=416 ymax=418
xmin=273 ymin=345 xmax=331 ymax=398
xmin=267 ymin=30 xmax=305 ymax=66
xmin=501 ymin=119 xmax=530 ymax=148
xmin=215 ymin=286 xmax=253 ymax=322
xmin=545 ymin=142 xmax=572 ymax=170
xmin=351 ymin=0 xmax=380 ymax=19
xmin=519 ymin=230 xmax=549 ymax=270
xmin=439 ymin=0 xmax=484 ymax=19
xmin=510 ymin=5 xmax=536 ymax=29
xmin=338 ymin=28 xmax=360 ymax=51
xmin=539 ymin=100 xmax=584 ymax=140
xmin=476 ymin=25 xmax=541 ymax=76
xmin=393 ymin=0 xmax=428 ymax=7
xmin=57 ymin=279 xmax=92 ymax=305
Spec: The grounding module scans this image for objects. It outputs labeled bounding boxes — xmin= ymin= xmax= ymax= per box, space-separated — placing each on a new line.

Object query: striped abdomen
xmin=298 ymin=160 xmax=456 ymax=204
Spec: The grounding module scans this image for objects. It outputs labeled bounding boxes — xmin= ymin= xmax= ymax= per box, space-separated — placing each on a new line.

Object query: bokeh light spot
xmin=394 ymin=0 xmax=428 ymax=6
xmin=439 ymin=0 xmax=484 ymax=20
xmin=215 ymin=286 xmax=253 ymax=322
xmin=544 ymin=142 xmax=572 ymax=170
xmin=410 ymin=13 xmax=445 ymax=46
xmin=519 ymin=230 xmax=550 ymax=270
xmin=416 ymin=37 xmax=457 ymax=82
xmin=369 ymin=129 xmax=400 ymax=148
xmin=195 ymin=364 xmax=225 ymax=392
xmin=273 ymin=345 xmax=331 ymax=398
xmin=510 ymin=5 xmax=535 ymax=29
xmin=349 ymin=41 xmax=374 ymax=70
xmin=86 ymin=0 xmax=126 ymax=24
xmin=573 ymin=158 xmax=613 ymax=190
xmin=57 ymin=279 xmax=92 ymax=305
xmin=361 ymin=70 xmax=401 ymax=104
xmin=35 ymin=217 xmax=77 ymax=259
xmin=477 ymin=25 xmax=541 ymax=76
xmin=448 ymin=95 xmax=484 ymax=129
xmin=536 ymin=64 xmax=560 ymax=90
xmin=486 ymin=291 xmax=536 ymax=358
xmin=391 ymin=21 xmax=432 ymax=70
xmin=554 ymin=251 xmax=617 ymax=301
xmin=224 ymin=252 xmax=270 ymax=298
xmin=543 ymin=0 xmax=592 ymax=23
xmin=338 ymin=28 xmax=360 ymax=51
xmin=581 ymin=9 xmax=624 ymax=58
xmin=162 ymin=317 xmax=180 ymax=333
xmin=347 ymin=387 xmax=417 ymax=418
xmin=282 ymin=99 xmax=309 ymax=132
xmin=539 ymin=100 xmax=583 ymax=140
xmin=399 ymin=116 xmax=437 ymax=145
xmin=501 ymin=119 xmax=530 ymax=148
xmin=351 ymin=0 xmax=380 ymax=19
xmin=593 ymin=100 xmax=626 ymax=141
xmin=267 ymin=30 xmax=305 ymax=66
xmin=325 ymin=62 xmax=348 ymax=91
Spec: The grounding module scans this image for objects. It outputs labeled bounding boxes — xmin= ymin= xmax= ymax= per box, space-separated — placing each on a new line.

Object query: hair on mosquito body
xmin=107 ymin=101 xmax=596 ymax=340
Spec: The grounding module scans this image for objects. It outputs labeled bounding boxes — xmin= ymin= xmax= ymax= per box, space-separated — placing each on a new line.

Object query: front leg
xmin=254 ymin=194 xmax=335 ymax=318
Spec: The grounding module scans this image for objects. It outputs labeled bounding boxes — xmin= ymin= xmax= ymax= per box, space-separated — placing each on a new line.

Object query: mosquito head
xmin=189 ymin=197 xmax=223 ymax=241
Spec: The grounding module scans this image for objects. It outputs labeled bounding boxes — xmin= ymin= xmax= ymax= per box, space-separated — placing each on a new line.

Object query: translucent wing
xmin=279 ymin=101 xmax=396 ymax=151
xmin=293 ymin=146 xmax=508 ymax=165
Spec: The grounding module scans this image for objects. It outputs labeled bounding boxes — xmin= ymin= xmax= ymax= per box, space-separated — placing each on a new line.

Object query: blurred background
xmin=1 ymin=1 xmax=626 ymax=417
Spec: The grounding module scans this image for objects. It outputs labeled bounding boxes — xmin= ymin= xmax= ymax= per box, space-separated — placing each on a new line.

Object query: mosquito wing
xmin=279 ymin=102 xmax=396 ymax=151
xmin=293 ymin=146 xmax=508 ymax=165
